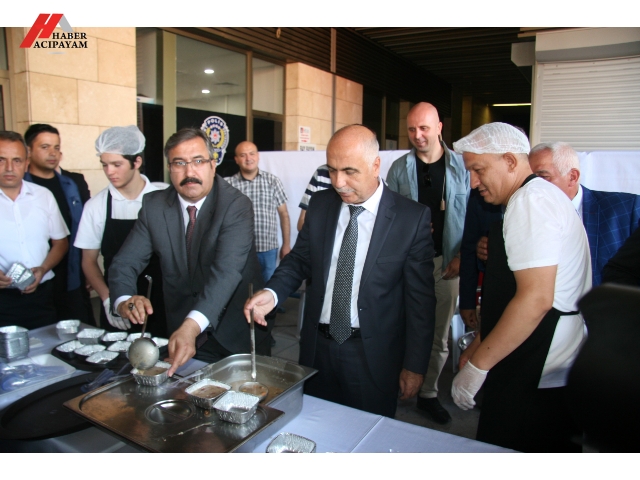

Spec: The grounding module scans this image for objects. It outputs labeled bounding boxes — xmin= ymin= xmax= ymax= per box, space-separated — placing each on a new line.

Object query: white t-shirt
xmin=0 ymin=181 xmax=70 ymax=283
xmin=504 ymin=177 xmax=592 ymax=388
xmin=74 ymin=175 xmax=159 ymax=250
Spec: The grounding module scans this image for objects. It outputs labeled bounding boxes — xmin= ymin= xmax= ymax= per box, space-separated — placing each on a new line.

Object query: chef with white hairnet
xmin=74 ymin=126 xmax=167 ymax=335
xmin=451 ymin=123 xmax=591 ymax=452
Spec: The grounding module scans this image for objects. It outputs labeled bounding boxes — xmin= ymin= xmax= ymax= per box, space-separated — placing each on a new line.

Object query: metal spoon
xmin=239 ymin=283 xmax=269 ymax=402
xmin=127 ymin=275 xmax=159 ymax=371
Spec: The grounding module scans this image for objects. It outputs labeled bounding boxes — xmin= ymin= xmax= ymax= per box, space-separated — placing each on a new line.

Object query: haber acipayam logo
xmin=20 ymin=14 xmax=88 ymax=49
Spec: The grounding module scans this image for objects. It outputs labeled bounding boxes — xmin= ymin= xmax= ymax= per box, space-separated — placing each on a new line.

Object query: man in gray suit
xmin=110 ymin=128 xmax=270 ymax=376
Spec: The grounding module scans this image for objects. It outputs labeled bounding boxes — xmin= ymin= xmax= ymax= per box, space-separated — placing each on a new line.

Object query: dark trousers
xmin=304 ymin=333 xmax=398 ymax=418
xmin=194 ymin=332 xmax=272 ymax=364
xmin=54 ymin=285 xmax=95 ymax=324
xmin=0 ymin=280 xmax=56 ymax=330
xmin=51 ymin=261 xmax=95 ymax=323
xmin=477 ymin=386 xmax=581 ymax=452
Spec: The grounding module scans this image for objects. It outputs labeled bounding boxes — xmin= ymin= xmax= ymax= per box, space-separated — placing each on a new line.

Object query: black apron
xmin=101 ymin=191 xmax=168 ymax=338
xmin=476 ymin=174 xmax=579 ymax=452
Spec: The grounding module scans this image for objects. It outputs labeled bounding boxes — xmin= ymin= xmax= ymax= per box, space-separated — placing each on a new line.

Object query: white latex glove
xmin=103 ymin=297 xmax=131 ymax=330
xmin=451 ymin=360 xmax=488 ymax=410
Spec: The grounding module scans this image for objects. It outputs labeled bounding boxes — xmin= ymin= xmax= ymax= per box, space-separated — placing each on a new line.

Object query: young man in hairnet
xmin=451 ymin=123 xmax=591 ymax=452
xmin=74 ymin=126 xmax=167 ymax=335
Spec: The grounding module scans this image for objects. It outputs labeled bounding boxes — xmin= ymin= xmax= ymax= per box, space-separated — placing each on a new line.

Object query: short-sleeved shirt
xmin=74 ymin=175 xmax=159 ymax=250
xmin=299 ymin=164 xmax=331 ymax=210
xmin=0 ymin=181 xmax=70 ymax=283
xmin=226 ymin=170 xmax=287 ymax=252
xmin=504 ymin=177 xmax=592 ymax=388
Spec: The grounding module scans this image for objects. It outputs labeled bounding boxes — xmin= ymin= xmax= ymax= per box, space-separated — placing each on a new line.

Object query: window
xmin=135 ymin=29 xmax=286 ymax=179
xmin=363 ymin=87 xmax=383 ymax=145
xmin=0 ymin=28 xmax=8 ymax=71
xmin=0 ymin=86 xmax=5 ymax=130
xmin=177 ymin=35 xmax=246 ymax=116
xmin=252 ymin=57 xmax=284 ymax=151
xmin=385 ymin=97 xmax=399 ymax=150
xmin=252 ymin=58 xmax=283 ymax=115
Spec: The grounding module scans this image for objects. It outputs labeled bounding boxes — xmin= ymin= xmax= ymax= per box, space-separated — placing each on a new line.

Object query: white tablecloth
xmin=246 ymin=394 xmax=511 ymax=453
xmin=246 ymin=394 xmax=380 ymax=453
xmin=0 ymin=325 xmax=511 ymax=453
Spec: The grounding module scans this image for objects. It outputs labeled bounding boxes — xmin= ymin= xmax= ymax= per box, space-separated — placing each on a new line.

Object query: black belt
xmin=317 ymin=323 xmax=361 ymax=340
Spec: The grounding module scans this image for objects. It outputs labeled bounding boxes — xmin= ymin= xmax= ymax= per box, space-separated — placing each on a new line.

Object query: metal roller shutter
xmin=532 ymin=56 xmax=640 ymax=150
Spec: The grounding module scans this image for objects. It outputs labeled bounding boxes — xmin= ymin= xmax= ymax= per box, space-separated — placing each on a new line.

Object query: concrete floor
xmin=270 ymin=296 xmax=481 ymax=441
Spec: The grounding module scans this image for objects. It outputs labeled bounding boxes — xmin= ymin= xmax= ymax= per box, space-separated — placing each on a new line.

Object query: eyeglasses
xmin=0 ymin=158 xmax=25 ymax=167
xmin=168 ymin=158 xmax=212 ymax=170
xmin=422 ymin=164 xmax=432 ymax=188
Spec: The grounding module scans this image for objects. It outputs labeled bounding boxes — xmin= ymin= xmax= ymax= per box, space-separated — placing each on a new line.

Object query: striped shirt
xmin=225 ymin=170 xmax=287 ymax=252
xmin=299 ymin=164 xmax=331 ymax=210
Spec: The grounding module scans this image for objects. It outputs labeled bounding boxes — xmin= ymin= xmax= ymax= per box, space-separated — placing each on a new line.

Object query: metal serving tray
xmin=64 ymin=354 xmax=316 ymax=453
xmin=63 ymin=375 xmax=283 ymax=453
xmin=183 ymin=354 xmax=317 ymax=453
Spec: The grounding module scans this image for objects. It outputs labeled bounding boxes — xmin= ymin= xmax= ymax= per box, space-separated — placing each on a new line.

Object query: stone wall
xmin=285 ymin=62 xmax=363 ymax=151
xmin=7 ymin=27 xmax=137 ymax=196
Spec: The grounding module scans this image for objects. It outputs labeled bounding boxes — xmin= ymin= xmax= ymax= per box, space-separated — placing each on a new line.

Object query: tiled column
xmin=7 ymin=27 xmax=137 ymax=195
xmin=285 ymin=63 xmax=363 ymax=151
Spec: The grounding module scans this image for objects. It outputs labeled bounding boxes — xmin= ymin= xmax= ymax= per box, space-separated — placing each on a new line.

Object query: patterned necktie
xmin=186 ymin=205 xmax=197 ymax=267
xmin=330 ymin=205 xmax=365 ymax=344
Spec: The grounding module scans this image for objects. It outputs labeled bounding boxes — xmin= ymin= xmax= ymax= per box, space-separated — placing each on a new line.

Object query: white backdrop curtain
xmin=248 ymin=150 xmax=640 ymax=249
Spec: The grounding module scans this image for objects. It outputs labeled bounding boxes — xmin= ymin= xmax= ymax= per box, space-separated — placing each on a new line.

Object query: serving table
xmin=0 ymin=324 xmax=511 ymax=453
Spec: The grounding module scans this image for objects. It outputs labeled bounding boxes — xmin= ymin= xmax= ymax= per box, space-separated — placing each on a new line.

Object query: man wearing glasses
xmin=109 ymin=128 xmax=268 ymax=376
xmin=387 ymin=102 xmax=470 ymax=425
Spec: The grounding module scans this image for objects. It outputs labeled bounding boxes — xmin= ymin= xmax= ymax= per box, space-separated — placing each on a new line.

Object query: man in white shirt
xmin=245 ymin=125 xmax=436 ymax=417
xmin=0 ymin=131 xmax=69 ymax=329
xmin=452 ymin=123 xmax=591 ymax=452
xmin=109 ymin=128 xmax=268 ymax=377
xmin=74 ymin=126 xmax=164 ymax=333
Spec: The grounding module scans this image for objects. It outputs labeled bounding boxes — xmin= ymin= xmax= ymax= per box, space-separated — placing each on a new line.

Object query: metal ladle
xmin=127 ymin=275 xmax=159 ymax=371
xmin=239 ymin=283 xmax=269 ymax=402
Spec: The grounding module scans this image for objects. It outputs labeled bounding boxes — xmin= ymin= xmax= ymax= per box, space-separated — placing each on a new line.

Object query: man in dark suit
xmin=109 ymin=128 xmax=270 ymax=376
xmin=529 ymin=142 xmax=640 ymax=286
xmin=60 ymin=168 xmax=90 ymax=204
xmin=602 ymin=225 xmax=640 ymax=286
xmin=245 ymin=125 xmax=436 ymax=417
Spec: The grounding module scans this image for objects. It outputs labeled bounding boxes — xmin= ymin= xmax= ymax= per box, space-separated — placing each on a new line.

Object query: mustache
xmin=334 ymin=186 xmax=355 ymax=194
xmin=180 ymin=177 xmax=202 ymax=186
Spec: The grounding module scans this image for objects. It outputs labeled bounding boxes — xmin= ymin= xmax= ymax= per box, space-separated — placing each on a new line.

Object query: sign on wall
xmin=299 ymin=126 xmax=311 ymax=144
xmin=201 ymin=116 xmax=230 ymax=165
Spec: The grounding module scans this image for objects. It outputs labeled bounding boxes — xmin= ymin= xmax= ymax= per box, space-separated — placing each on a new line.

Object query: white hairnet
xmin=452 ymin=122 xmax=530 ymax=155
xmin=95 ymin=125 xmax=145 ymax=156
